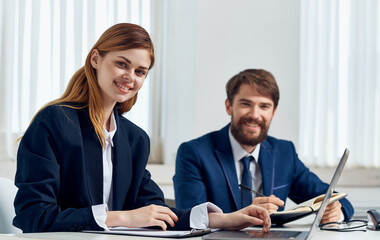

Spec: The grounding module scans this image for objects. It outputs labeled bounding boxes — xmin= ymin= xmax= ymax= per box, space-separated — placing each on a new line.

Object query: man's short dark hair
xmin=226 ymin=69 xmax=280 ymax=108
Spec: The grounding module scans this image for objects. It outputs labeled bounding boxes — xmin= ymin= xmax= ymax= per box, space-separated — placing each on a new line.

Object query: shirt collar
xmin=228 ymin=128 xmax=261 ymax=164
xmin=103 ymin=111 xmax=117 ymax=147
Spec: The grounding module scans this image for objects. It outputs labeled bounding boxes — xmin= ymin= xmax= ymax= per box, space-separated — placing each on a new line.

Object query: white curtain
xmin=0 ymin=0 xmax=152 ymax=161
xmin=299 ymin=0 xmax=380 ymax=167
xmin=148 ymin=0 xmax=168 ymax=164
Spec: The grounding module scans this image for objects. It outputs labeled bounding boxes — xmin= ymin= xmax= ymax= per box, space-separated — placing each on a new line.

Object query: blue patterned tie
xmin=241 ymin=156 xmax=253 ymax=208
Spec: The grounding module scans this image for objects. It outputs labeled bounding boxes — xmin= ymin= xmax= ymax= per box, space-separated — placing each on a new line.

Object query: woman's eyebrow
xmin=117 ymin=56 xmax=149 ymax=70
xmin=117 ymin=56 xmax=131 ymax=64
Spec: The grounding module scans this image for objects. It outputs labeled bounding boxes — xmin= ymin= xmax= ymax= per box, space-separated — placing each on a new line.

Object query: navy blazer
xmin=173 ymin=124 xmax=354 ymax=221
xmin=14 ymin=104 xmax=190 ymax=233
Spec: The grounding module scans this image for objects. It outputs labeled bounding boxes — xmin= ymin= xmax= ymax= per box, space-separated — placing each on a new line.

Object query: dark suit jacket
xmin=173 ymin=124 xmax=354 ymax=220
xmin=14 ymin=104 xmax=190 ymax=233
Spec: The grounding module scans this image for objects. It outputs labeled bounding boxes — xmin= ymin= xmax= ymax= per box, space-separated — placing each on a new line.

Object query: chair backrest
xmin=0 ymin=177 xmax=22 ymax=233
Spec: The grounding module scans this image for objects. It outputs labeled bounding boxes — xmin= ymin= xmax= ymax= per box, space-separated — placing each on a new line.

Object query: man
xmin=173 ymin=69 xmax=353 ymax=224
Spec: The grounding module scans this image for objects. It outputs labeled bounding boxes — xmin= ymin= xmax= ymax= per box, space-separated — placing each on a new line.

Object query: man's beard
xmin=230 ymin=115 xmax=269 ymax=147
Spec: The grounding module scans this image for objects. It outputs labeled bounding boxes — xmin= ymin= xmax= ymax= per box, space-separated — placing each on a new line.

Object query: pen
xmin=239 ymin=184 xmax=266 ymax=197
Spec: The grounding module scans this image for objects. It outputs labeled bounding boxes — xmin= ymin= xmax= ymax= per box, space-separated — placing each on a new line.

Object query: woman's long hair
xmin=26 ymin=23 xmax=155 ymax=146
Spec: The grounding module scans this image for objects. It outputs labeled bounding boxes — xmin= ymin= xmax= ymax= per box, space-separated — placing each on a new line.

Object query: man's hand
xmin=252 ymin=195 xmax=284 ymax=214
xmin=209 ymin=204 xmax=271 ymax=232
xmin=320 ymin=201 xmax=342 ymax=224
xmin=105 ymin=204 xmax=178 ymax=230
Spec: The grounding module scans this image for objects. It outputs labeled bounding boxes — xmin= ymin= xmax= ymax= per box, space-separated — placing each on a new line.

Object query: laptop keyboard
xmin=245 ymin=230 xmax=301 ymax=238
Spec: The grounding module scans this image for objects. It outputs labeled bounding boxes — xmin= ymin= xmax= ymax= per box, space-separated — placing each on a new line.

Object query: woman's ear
xmin=90 ymin=49 xmax=100 ymax=69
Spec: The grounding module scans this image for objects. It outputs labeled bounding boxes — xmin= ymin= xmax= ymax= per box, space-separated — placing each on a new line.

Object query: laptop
xmin=203 ymin=148 xmax=350 ymax=240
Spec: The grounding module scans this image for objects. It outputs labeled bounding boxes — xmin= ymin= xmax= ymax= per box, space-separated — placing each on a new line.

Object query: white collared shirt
xmin=91 ymin=112 xmax=117 ymax=230
xmin=102 ymin=113 xmax=117 ymax=209
xmin=228 ymin=129 xmax=263 ymax=198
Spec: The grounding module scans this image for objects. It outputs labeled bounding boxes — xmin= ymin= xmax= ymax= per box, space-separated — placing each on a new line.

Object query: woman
xmin=13 ymin=23 xmax=270 ymax=233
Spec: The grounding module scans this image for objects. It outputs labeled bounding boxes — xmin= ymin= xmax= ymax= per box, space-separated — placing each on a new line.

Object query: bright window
xmin=0 ymin=0 xmax=151 ymax=160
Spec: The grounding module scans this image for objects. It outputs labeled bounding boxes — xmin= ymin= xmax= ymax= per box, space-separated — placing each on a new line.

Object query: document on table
xmin=85 ymin=227 xmax=216 ymax=238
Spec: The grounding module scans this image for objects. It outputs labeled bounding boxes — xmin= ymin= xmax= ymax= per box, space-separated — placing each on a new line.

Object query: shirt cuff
xmin=189 ymin=202 xmax=223 ymax=229
xmin=92 ymin=204 xmax=110 ymax=231
xmin=339 ymin=212 xmax=344 ymax=222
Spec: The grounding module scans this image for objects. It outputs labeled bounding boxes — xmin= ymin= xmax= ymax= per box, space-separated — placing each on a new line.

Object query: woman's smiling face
xmin=90 ymin=48 xmax=151 ymax=109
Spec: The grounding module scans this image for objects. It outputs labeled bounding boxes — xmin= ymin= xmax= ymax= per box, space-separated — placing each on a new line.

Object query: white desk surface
xmin=1 ymin=210 xmax=378 ymax=240
xmin=1 ymin=228 xmax=378 ymax=240
xmin=2 ymin=216 xmax=378 ymax=240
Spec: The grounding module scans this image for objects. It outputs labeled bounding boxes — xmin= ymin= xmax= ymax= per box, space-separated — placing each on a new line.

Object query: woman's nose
xmin=122 ymin=70 xmax=133 ymax=81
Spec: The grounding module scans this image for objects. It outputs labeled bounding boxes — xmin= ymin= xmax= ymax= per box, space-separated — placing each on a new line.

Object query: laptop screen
xmin=305 ymin=148 xmax=350 ymax=239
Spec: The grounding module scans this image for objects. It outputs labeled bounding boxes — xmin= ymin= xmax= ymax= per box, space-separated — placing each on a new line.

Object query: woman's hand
xmin=252 ymin=195 xmax=284 ymax=214
xmin=105 ymin=204 xmax=178 ymax=230
xmin=208 ymin=204 xmax=271 ymax=232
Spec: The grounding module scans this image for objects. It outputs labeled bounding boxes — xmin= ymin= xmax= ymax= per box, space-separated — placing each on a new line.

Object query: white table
xmin=2 ymin=229 xmax=379 ymax=240
xmin=2 ymin=221 xmax=378 ymax=240
xmin=2 ymin=211 xmax=377 ymax=240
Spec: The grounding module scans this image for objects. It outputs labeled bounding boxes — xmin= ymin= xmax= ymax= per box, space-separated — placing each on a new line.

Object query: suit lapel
xmin=78 ymin=108 xmax=103 ymax=205
xmin=258 ymin=140 xmax=276 ymax=196
xmin=111 ymin=109 xmax=132 ymax=210
xmin=215 ymin=124 xmax=241 ymax=210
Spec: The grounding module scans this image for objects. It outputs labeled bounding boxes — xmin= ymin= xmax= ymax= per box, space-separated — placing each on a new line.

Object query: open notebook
xmin=270 ymin=192 xmax=347 ymax=225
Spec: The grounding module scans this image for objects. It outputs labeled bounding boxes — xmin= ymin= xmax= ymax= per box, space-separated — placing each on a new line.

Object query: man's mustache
xmin=239 ymin=117 xmax=265 ymax=128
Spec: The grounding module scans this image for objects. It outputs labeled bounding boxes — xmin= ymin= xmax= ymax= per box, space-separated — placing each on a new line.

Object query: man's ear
xmin=272 ymin=106 xmax=277 ymax=118
xmin=90 ymin=49 xmax=100 ymax=69
xmin=225 ymin=99 xmax=232 ymax=116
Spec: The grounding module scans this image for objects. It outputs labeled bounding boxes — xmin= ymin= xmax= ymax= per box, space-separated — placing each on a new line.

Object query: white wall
xmin=163 ymin=0 xmax=301 ymax=164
